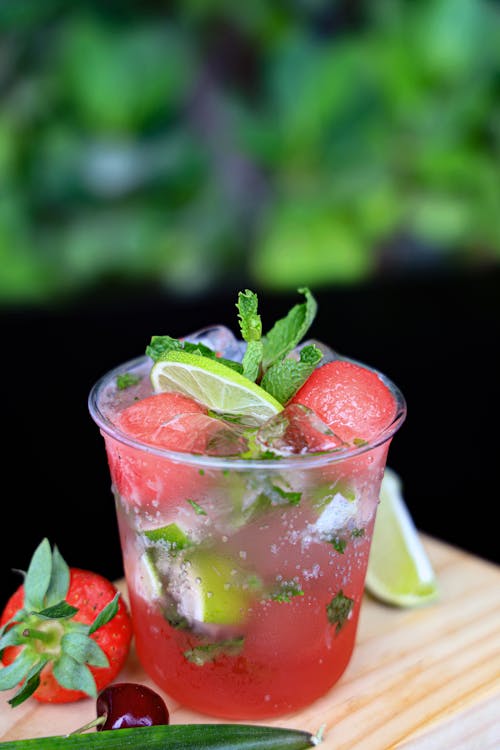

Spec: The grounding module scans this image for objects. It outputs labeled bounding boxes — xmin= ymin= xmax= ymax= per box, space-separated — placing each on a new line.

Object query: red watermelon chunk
xmin=291 ymin=360 xmax=397 ymax=444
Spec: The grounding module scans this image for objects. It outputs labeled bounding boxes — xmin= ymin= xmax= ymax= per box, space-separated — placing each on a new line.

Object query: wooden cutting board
xmin=1 ymin=535 xmax=499 ymax=749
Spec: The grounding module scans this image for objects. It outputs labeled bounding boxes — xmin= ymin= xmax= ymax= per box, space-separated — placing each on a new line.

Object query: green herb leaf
xmin=88 ymin=592 xmax=120 ymax=635
xmin=44 ymin=545 xmax=70 ymax=607
xmin=24 ymin=538 xmax=52 ymax=611
xmin=326 ymin=590 xmax=354 ymax=634
xmin=268 ymin=580 xmax=304 ymax=603
xmin=330 ymin=537 xmax=347 ymax=554
xmin=271 ymin=485 xmax=302 ymax=506
xmin=61 ymin=632 xmax=109 ymax=668
xmin=186 ymin=498 xmax=207 ymax=516
xmin=262 ymin=288 xmax=317 ymax=371
xmin=237 ymin=289 xmax=262 ymax=342
xmin=261 ymin=344 xmax=323 ymax=404
xmin=242 ymin=339 xmax=263 ymax=382
xmin=146 ymin=335 xmax=183 ymax=361
xmin=116 ymin=373 xmax=141 ymax=390
xmin=52 ymin=653 xmax=97 ymax=697
xmin=184 ymin=637 xmax=244 ymax=666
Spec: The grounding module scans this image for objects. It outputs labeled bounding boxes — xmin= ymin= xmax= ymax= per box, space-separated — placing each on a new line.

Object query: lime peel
xmin=366 ymin=468 xmax=439 ymax=608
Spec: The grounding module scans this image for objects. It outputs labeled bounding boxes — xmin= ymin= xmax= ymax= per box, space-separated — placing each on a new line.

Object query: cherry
xmin=96 ymin=682 xmax=169 ymax=731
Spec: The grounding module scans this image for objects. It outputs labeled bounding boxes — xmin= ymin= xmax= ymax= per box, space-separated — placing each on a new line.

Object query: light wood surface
xmin=1 ymin=535 xmax=499 ymax=748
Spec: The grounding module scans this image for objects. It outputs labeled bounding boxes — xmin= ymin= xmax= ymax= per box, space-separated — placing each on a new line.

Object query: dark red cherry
xmin=96 ymin=682 xmax=169 ymax=731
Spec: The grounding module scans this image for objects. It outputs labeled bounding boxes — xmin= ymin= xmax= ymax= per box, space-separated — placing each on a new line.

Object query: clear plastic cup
xmin=89 ymin=354 xmax=406 ymax=719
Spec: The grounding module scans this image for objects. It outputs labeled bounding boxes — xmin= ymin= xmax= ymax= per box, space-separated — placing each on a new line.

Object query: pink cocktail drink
xmin=89 ymin=292 xmax=406 ymax=718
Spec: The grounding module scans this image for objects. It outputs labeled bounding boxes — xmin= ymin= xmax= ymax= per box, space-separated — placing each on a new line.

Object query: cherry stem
xmin=67 ymin=714 xmax=107 ymax=735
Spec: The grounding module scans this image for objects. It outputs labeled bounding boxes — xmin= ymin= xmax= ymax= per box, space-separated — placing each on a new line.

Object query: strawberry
xmin=0 ymin=539 xmax=132 ymax=706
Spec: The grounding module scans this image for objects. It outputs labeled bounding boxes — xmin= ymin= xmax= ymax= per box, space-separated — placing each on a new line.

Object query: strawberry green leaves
xmin=0 ymin=539 xmax=123 ymax=706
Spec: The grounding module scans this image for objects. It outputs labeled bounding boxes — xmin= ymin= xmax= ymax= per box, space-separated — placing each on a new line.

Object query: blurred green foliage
xmin=0 ymin=0 xmax=499 ymax=303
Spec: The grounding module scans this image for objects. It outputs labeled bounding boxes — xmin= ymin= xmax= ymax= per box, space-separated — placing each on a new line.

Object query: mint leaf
xmin=187 ymin=498 xmax=207 ymax=516
xmin=146 ymin=335 xmax=182 ymax=361
xmin=237 ymin=290 xmax=264 ymax=381
xmin=184 ymin=637 xmax=244 ymax=666
xmin=24 ymin=538 xmax=52 ymax=611
xmin=237 ymin=290 xmax=262 ymax=342
xmin=268 ymin=580 xmax=304 ymax=603
xmin=326 ymin=590 xmax=354 ymax=634
xmin=262 ymin=287 xmax=317 ymax=370
xmin=271 ymin=485 xmax=302 ymax=506
xmin=242 ymin=340 xmax=263 ymax=382
xmin=116 ymin=373 xmax=141 ymax=390
xmin=261 ymin=344 xmax=323 ymax=403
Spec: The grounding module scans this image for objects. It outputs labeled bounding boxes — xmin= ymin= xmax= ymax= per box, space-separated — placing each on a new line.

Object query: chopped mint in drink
xmin=268 ymin=580 xmax=304 ymax=603
xmin=184 ymin=637 xmax=245 ymax=666
xmin=187 ymin=499 xmax=207 ymax=516
xmin=116 ymin=372 xmax=141 ymax=390
xmin=326 ymin=590 xmax=354 ymax=633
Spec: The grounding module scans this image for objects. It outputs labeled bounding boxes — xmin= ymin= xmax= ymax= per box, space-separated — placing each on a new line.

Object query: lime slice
xmin=137 ymin=549 xmax=164 ymax=600
xmin=366 ymin=468 xmax=438 ymax=607
xmin=144 ymin=522 xmax=190 ymax=551
xmin=150 ymin=350 xmax=283 ymax=424
xmin=177 ymin=550 xmax=257 ymax=626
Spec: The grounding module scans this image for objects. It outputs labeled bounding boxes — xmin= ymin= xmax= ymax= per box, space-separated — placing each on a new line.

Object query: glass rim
xmin=88 ymin=354 xmax=407 ymax=471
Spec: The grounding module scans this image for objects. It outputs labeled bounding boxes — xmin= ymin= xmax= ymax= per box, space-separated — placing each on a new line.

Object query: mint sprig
xmin=146 ymin=286 xmax=322 ymax=406
xmin=261 ymin=287 xmax=318 ymax=371
xmin=261 ymin=344 xmax=323 ymax=404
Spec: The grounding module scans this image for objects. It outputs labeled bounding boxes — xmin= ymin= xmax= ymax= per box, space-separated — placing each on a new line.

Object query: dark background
xmin=1 ymin=267 xmax=498 ymax=606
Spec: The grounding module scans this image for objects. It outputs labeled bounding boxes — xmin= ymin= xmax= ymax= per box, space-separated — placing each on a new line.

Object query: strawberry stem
xmin=22 ymin=628 xmax=52 ymax=644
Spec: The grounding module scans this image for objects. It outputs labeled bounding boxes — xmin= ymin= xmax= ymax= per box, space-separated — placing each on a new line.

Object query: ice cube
xmin=183 ymin=325 xmax=245 ymax=362
xmin=255 ymin=404 xmax=346 ymax=457
xmin=160 ymin=412 xmax=249 ymax=457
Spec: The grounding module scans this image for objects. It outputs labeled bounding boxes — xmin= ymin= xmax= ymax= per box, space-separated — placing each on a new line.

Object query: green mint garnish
xmin=116 ymin=373 xmax=141 ymax=390
xmin=184 ymin=637 xmax=244 ymax=665
xmin=326 ymin=590 xmax=354 ymax=633
xmin=261 ymin=287 xmax=317 ymax=371
xmin=352 ymin=527 xmax=365 ymax=538
xmin=261 ymin=344 xmax=323 ymax=404
xmin=187 ymin=499 xmax=207 ymax=516
xmin=237 ymin=289 xmax=264 ymax=382
xmin=271 ymin=484 xmax=302 ymax=506
xmin=353 ymin=438 xmax=369 ymax=447
xmin=268 ymin=580 xmax=304 ymax=603
xmin=146 ymin=335 xmax=243 ymax=373
xmin=330 ymin=537 xmax=347 ymax=554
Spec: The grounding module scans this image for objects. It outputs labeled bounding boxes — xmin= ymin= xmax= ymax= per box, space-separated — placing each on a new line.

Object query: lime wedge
xmin=144 ymin=522 xmax=190 ymax=551
xmin=137 ymin=549 xmax=164 ymax=600
xmin=150 ymin=350 xmax=283 ymax=424
xmin=178 ymin=551 xmax=256 ymax=626
xmin=366 ymin=468 xmax=438 ymax=607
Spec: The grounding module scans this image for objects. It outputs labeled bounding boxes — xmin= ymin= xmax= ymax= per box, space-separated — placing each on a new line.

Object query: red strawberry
xmin=0 ymin=539 xmax=132 ymax=706
xmin=291 ymin=360 xmax=397 ymax=443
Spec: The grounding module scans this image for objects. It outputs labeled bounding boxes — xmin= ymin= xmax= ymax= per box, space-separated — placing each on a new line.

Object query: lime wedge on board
xmin=366 ymin=468 xmax=438 ymax=607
